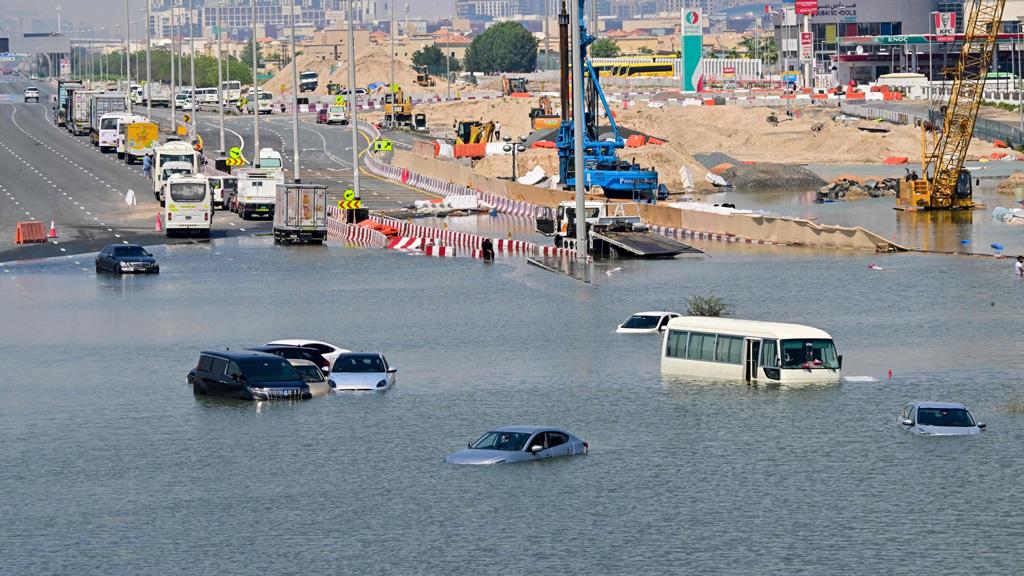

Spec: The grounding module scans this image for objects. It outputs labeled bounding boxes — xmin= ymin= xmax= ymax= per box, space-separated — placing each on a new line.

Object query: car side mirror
xmin=467 ymin=441 xmax=473 ymax=448
xmin=530 ymin=445 xmax=544 ymax=454
xmin=900 ymin=419 xmax=913 ymax=427
xmin=387 ymin=367 xmax=398 ymax=374
xmin=837 ymin=355 xmax=843 ymax=369
xmin=978 ymin=423 xmax=987 ymax=430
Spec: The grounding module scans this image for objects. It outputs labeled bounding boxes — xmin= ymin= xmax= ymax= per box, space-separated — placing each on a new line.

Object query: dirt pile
xmin=720 ymin=163 xmax=825 ymax=192
xmin=420 ymin=97 xmax=541 ymax=137
xmin=816 ymin=177 xmax=900 ymax=202
xmin=262 ymin=45 xmax=445 ymax=97
xmin=996 ymin=171 xmax=1024 ymax=195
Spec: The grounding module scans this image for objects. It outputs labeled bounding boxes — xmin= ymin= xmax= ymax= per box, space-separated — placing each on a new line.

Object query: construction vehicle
xmin=383 ymin=86 xmax=415 ymax=128
xmin=327 ymin=83 xmax=343 ymax=95
xmin=454 ymin=120 xmax=495 ymax=145
xmin=502 ymin=76 xmax=529 ymax=96
xmin=415 ymin=66 xmax=436 ymax=87
xmin=555 ymin=0 xmax=659 ymax=201
xmin=529 ymin=95 xmax=561 ymax=130
xmin=897 ymin=0 xmax=1006 ymax=211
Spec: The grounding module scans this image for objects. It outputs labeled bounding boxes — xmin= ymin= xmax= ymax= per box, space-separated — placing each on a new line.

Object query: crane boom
xmin=900 ymin=0 xmax=1006 ymax=210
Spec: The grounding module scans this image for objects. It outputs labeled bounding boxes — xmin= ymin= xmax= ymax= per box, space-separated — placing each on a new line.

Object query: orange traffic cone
xmin=48 ymin=220 xmax=58 ymax=239
xmin=155 ymin=212 xmax=163 ymax=232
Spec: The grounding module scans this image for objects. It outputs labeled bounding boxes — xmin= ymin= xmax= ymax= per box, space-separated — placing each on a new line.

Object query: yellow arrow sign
xmin=373 ymin=139 xmax=393 ymax=152
xmin=343 ymin=188 xmax=356 ymax=201
xmin=335 ymin=95 xmax=346 ymax=106
xmin=338 ymin=199 xmax=363 ymax=210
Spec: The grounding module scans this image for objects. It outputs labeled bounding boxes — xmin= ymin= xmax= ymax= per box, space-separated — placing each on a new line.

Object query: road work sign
xmin=343 ymin=188 xmax=357 ymax=201
xmin=226 ymin=146 xmax=248 ymax=166
xmin=373 ymin=139 xmax=393 ymax=152
xmin=338 ymin=199 xmax=363 ymax=209
xmin=334 ymin=95 xmax=346 ymax=106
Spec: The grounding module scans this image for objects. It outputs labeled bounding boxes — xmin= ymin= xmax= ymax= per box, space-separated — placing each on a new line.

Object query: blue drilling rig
xmin=556 ymin=0 xmax=660 ymax=201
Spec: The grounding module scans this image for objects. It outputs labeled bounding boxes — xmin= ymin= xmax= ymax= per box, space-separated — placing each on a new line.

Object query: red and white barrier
xmin=387 ymin=236 xmax=425 ymax=251
xmin=424 ymin=245 xmax=455 ymax=257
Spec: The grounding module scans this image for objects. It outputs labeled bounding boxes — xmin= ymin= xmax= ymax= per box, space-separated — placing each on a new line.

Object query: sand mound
xmin=262 ymin=45 xmax=445 ymax=97
xmin=421 ymin=97 xmax=542 ymax=138
xmin=997 ymin=171 xmax=1024 ymax=195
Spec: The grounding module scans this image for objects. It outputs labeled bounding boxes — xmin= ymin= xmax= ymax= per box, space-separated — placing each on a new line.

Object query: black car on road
xmin=246 ymin=345 xmax=332 ymax=374
xmin=95 ymin=244 xmax=159 ymax=274
xmin=188 ymin=350 xmax=311 ymax=400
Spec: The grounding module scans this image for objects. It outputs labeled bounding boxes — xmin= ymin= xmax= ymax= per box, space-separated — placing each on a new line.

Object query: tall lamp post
xmin=217 ymin=0 xmax=225 ymax=154
xmin=251 ymin=0 xmax=260 ymax=167
xmin=347 ymin=0 xmax=361 ymax=199
xmin=289 ymin=0 xmax=300 ymax=182
xmin=188 ymin=0 xmax=196 ymax=140
xmin=502 ymin=136 xmax=526 ymax=181
xmin=125 ymin=0 xmax=132 ymax=112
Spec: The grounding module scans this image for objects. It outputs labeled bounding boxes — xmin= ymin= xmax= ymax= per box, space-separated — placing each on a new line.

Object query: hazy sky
xmin=0 ymin=0 xmax=450 ymax=29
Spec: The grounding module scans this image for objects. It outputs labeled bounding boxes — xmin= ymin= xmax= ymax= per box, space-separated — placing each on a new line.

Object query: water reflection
xmin=895 ymin=209 xmax=974 ymax=253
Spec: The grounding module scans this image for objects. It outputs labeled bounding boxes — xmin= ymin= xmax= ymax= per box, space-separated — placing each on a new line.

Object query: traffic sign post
xmin=373 ymin=139 xmax=393 ymax=152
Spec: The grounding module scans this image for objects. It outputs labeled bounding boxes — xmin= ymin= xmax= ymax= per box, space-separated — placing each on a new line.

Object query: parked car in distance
xmin=265 ymin=340 xmax=349 ymax=366
xmin=328 ymin=352 xmax=396 ymax=391
xmin=23 ymin=87 xmax=40 ymax=103
xmin=316 ymin=108 xmax=328 ymax=124
xmin=444 ymin=426 xmax=589 ymax=465
xmin=898 ymin=401 xmax=986 ymax=436
xmin=286 ymin=359 xmax=331 ymax=397
xmin=247 ymin=345 xmax=331 ymax=374
xmin=617 ymin=311 xmax=680 ymax=334
xmin=188 ymin=350 xmax=312 ymax=400
xmin=326 ymin=105 xmax=348 ymax=125
xmin=95 ymin=244 xmax=159 ymax=274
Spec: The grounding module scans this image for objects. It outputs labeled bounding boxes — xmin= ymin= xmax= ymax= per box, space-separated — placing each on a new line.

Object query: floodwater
xmin=3 ymin=235 xmax=1024 ymax=575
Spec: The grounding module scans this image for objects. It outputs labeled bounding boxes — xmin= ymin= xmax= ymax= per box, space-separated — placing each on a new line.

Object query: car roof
xmin=200 ymin=350 xmax=283 ymax=361
xmin=104 ymin=243 xmax=144 ymax=250
xmin=912 ymin=401 xmax=968 ymax=409
xmin=630 ymin=311 xmax=677 ymax=316
xmin=286 ymin=359 xmax=319 ymax=367
xmin=248 ymin=345 xmax=319 ymax=353
xmin=267 ymin=339 xmax=335 ymax=348
xmin=489 ymin=425 xmax=570 ymax=435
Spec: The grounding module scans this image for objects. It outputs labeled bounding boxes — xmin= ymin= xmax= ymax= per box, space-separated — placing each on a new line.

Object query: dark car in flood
xmin=95 ymin=244 xmax=159 ymax=274
xmin=246 ymin=345 xmax=332 ymax=374
xmin=188 ymin=350 xmax=312 ymax=400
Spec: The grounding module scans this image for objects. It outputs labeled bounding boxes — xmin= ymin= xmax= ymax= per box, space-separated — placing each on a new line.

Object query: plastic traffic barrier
xmin=883 ymin=156 xmax=909 ymax=165
xmin=14 ymin=221 xmax=46 ymax=244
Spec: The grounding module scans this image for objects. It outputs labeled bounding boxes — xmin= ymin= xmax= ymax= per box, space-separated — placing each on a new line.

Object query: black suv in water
xmin=188 ymin=350 xmax=311 ymax=400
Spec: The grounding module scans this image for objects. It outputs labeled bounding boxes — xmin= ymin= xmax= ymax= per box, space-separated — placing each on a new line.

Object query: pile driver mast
xmin=898 ymin=0 xmax=1007 ymax=210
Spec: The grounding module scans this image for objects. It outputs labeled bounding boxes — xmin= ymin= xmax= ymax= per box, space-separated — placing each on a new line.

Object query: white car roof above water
xmin=665 ymin=316 xmax=833 ymax=340
xmin=631 ymin=311 xmax=676 ymax=317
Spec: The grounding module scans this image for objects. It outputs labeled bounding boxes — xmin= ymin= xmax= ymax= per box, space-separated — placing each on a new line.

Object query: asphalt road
xmin=0 ymin=76 xmax=435 ymax=262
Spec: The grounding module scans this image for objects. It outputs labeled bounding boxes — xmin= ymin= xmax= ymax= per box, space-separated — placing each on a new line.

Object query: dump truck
xmin=273 ymin=184 xmax=328 ymax=244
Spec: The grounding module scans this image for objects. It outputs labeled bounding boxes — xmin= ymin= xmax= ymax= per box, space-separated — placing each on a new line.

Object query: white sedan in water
xmin=616 ymin=311 xmax=680 ymax=334
xmin=266 ymin=339 xmax=349 ymax=367
xmin=328 ymin=352 xmax=396 ymax=391
xmin=897 ymin=401 xmax=986 ymax=436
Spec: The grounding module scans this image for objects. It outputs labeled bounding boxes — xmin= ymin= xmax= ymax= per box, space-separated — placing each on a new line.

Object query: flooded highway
xmin=3 ymin=235 xmax=1023 ymax=574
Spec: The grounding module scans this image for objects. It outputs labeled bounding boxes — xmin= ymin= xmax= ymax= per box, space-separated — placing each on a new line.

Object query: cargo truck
xmin=234 ymin=168 xmax=278 ymax=220
xmin=69 ymin=89 xmax=98 ymax=136
xmin=144 ymin=83 xmax=171 ymax=107
xmin=121 ymin=120 xmax=159 ymax=164
xmin=56 ymin=80 xmax=82 ymax=127
xmin=273 ymin=184 xmax=328 ymax=244
xmin=89 ymin=93 xmax=128 ymax=146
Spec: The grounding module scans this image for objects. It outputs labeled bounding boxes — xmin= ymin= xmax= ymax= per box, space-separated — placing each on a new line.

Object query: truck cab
xmin=154 ymin=140 xmax=201 ymax=199
xmin=235 ymin=168 xmax=278 ymax=220
xmin=256 ymin=148 xmax=285 ymax=182
xmin=299 ymin=71 xmax=318 ymax=93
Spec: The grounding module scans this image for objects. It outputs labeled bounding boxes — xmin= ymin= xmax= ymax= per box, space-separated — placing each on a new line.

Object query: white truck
xmin=144 ymin=83 xmax=171 ymax=107
xmin=273 ymin=184 xmax=328 ymax=244
xmin=164 ymin=174 xmax=213 ymax=238
xmin=153 ymin=140 xmax=201 ymax=202
xmin=245 ymin=89 xmax=274 ymax=114
xmin=69 ymin=89 xmax=98 ymax=136
xmin=89 ymin=93 xmax=128 ymax=146
xmin=234 ymin=168 xmax=278 ymax=220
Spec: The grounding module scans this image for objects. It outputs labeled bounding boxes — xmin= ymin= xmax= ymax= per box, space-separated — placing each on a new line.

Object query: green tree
xmin=590 ymin=38 xmax=620 ymax=58
xmin=738 ymin=35 xmax=777 ymax=65
xmin=636 ymin=46 xmax=655 ymax=55
xmin=241 ymin=37 xmax=261 ymax=70
xmin=90 ymin=49 xmax=252 ymax=86
xmin=464 ymin=22 xmax=538 ymax=73
xmin=412 ymin=44 xmax=462 ymax=76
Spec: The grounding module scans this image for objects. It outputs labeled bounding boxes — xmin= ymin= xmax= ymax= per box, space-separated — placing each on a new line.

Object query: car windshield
xmin=622 ymin=315 xmax=660 ymax=329
xmin=161 ymin=153 xmax=194 ymax=165
xmin=333 ymin=355 xmax=385 ymax=373
xmin=917 ymin=407 xmax=975 ymax=427
xmin=470 ymin=431 xmax=532 ymax=451
xmin=292 ymin=365 xmax=324 ymax=383
xmin=329 ymin=106 xmax=344 ymax=113
xmin=101 ymin=118 xmax=119 ymax=129
xmin=113 ymin=246 xmax=150 ymax=257
xmin=260 ymin=157 xmax=282 ymax=168
xmin=163 ymin=168 xmax=191 ymax=179
xmin=780 ymin=339 xmax=839 ymax=369
xmin=238 ymin=358 xmax=299 ymax=383
xmin=221 ymin=178 xmax=237 ymax=192
xmin=169 ymin=182 xmax=207 ymax=202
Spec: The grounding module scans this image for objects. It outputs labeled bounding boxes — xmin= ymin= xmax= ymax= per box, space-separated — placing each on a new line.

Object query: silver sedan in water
xmin=897 ymin=401 xmax=986 ymax=436
xmin=444 ymin=426 xmax=588 ymax=465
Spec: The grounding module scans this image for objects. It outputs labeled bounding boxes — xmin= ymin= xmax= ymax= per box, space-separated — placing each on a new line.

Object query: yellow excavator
xmin=383 ymin=86 xmax=415 ymax=127
xmin=898 ymin=0 xmax=1006 ymax=210
xmin=529 ymin=95 xmax=561 ymax=130
xmin=454 ymin=120 xmax=495 ymax=145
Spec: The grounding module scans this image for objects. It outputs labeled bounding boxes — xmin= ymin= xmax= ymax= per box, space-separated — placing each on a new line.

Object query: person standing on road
xmin=494 ymin=121 xmax=502 ymax=142
xmin=1016 ymin=256 xmax=1023 ymax=277
xmin=142 ymin=153 xmax=152 ymax=179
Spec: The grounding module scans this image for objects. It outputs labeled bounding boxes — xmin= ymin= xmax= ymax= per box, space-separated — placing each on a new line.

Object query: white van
xmin=98 ymin=112 xmax=133 ymax=152
xmin=660 ymin=317 xmax=842 ymax=385
xmin=208 ymin=175 xmax=237 ymax=209
xmin=246 ymin=90 xmax=274 ymax=114
xmin=164 ymin=174 xmax=212 ymax=237
xmin=154 ymin=140 xmax=200 ymax=199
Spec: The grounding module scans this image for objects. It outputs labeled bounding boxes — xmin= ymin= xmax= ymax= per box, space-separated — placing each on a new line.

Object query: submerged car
xmin=286 ymin=359 xmax=331 ymax=397
xmin=898 ymin=401 xmax=986 ymax=436
xmin=188 ymin=350 xmax=312 ymax=400
xmin=247 ymin=345 xmax=332 ymax=375
xmin=616 ymin=311 xmax=680 ymax=334
xmin=265 ymin=339 xmax=349 ymax=366
xmin=329 ymin=352 xmax=396 ymax=391
xmin=95 ymin=244 xmax=159 ymax=274
xmin=444 ymin=426 xmax=588 ymax=465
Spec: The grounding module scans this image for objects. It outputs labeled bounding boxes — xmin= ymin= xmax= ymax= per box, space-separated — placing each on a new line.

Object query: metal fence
xmin=840 ymin=101 xmax=1024 ymax=149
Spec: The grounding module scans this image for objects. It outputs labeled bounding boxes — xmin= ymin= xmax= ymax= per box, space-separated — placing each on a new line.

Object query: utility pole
xmin=145 ymin=1 xmax=151 ymax=119
xmin=125 ymin=0 xmax=132 ymax=113
xmin=290 ymin=0 xmax=300 ymax=183
xmin=445 ymin=1 xmax=452 ymax=100
xmin=544 ymin=0 xmax=550 ymax=71
xmin=217 ymin=0 xmax=225 ymax=154
xmin=251 ymin=0 xmax=260 ymax=166
xmin=347 ymin=0 xmax=361 ymax=198
xmin=188 ymin=0 xmax=196 ymax=139
xmin=170 ymin=4 xmax=177 ymax=133
xmin=569 ymin=0 xmax=586 ymax=252
xmin=390 ymin=1 xmax=396 ymax=126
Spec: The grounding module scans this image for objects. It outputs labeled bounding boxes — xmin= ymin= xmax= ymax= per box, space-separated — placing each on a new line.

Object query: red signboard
xmin=934 ymin=11 xmax=957 ymax=42
xmin=800 ymin=31 xmax=814 ymax=62
xmin=795 ymin=0 xmax=818 ymax=16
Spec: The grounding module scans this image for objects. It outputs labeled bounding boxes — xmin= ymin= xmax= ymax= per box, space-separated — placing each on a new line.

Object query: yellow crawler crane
xmin=898 ymin=0 xmax=1007 ymax=210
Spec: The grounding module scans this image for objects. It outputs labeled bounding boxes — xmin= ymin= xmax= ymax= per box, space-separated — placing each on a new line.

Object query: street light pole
xmin=445 ymin=7 xmax=451 ymax=101
xmin=290 ymin=0 xmax=300 ymax=183
xmin=125 ymin=0 xmax=132 ymax=113
xmin=170 ymin=5 xmax=177 ymax=134
xmin=188 ymin=0 xmax=196 ymax=139
xmin=217 ymin=0 xmax=225 ymax=154
xmin=390 ymin=1 xmax=395 ymax=126
xmin=569 ymin=0 xmax=586 ymax=252
xmin=347 ymin=0 xmax=361 ymax=198
xmin=251 ymin=0 xmax=260 ymax=167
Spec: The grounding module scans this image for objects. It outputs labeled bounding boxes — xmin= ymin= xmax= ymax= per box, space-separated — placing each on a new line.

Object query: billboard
xmin=681 ymin=8 xmax=704 ymax=93
xmin=795 ymin=0 xmax=818 ymax=16
xmin=934 ymin=12 xmax=957 ymax=42
xmin=800 ymin=32 xmax=814 ymax=62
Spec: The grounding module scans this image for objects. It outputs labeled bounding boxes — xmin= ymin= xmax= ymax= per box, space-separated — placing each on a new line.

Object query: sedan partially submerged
xmin=444 ymin=426 xmax=588 ymax=465
xmin=287 ymin=359 xmax=331 ymax=397
xmin=95 ymin=244 xmax=159 ymax=274
xmin=616 ymin=311 xmax=680 ymax=334
xmin=329 ymin=352 xmax=396 ymax=391
xmin=898 ymin=401 xmax=986 ymax=436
